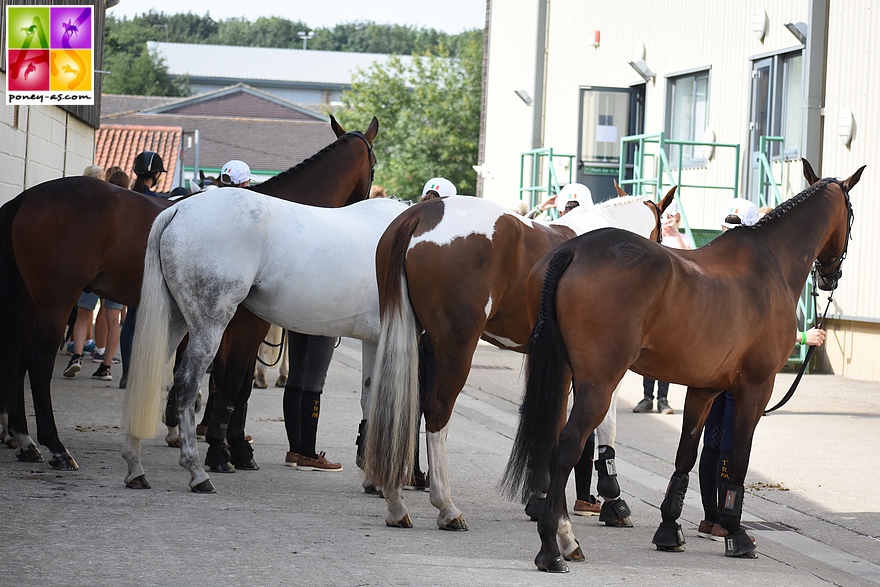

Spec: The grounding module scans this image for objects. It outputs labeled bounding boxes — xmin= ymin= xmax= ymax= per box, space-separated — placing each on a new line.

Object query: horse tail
xmin=0 ymin=194 xmax=28 ymax=367
xmin=364 ymin=214 xmax=422 ymax=490
xmin=501 ymin=248 xmax=574 ymax=504
xmin=121 ymin=208 xmax=179 ymax=439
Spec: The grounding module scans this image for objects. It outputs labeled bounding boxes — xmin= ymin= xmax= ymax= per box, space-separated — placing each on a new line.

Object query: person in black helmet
xmin=131 ymin=150 xmax=166 ymax=195
xmin=119 ymin=150 xmax=166 ymax=388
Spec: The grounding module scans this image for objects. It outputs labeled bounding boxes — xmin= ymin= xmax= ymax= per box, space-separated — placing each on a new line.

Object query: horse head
xmin=802 ymin=159 xmax=866 ymax=291
xmin=329 ymin=114 xmax=379 ymax=205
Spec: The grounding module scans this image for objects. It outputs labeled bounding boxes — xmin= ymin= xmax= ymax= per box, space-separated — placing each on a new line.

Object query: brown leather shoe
xmin=196 ymin=424 xmax=207 ymax=440
xmin=297 ymin=451 xmax=342 ymax=472
xmin=698 ymin=519 xmax=715 ymax=539
xmin=284 ymin=451 xmax=299 ymax=467
xmin=710 ymin=523 xmax=729 ymax=542
xmin=573 ymin=496 xmax=601 ymax=516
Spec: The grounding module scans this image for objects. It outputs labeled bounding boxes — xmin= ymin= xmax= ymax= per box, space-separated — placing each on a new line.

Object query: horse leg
xmin=358 ymin=341 xmax=377 ymax=493
xmin=164 ymin=343 xmax=186 ymax=448
xmin=175 ymin=329 xmax=224 ymax=492
xmin=25 ymin=309 xmax=78 ymax=469
xmin=276 ymin=328 xmax=289 ymax=387
xmin=652 ymin=386 xmax=717 ymax=552
xmin=595 ymin=382 xmax=633 ymax=527
xmin=536 ymin=381 xmax=612 ymax=572
xmin=718 ymin=382 xmax=774 ymax=558
xmin=423 ymin=332 xmax=480 ymax=532
xmin=204 ymin=309 xmax=267 ymax=473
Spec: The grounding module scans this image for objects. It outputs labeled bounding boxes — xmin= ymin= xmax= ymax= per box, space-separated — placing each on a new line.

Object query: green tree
xmin=335 ymin=35 xmax=482 ymax=200
xmin=103 ymin=14 xmax=189 ymax=96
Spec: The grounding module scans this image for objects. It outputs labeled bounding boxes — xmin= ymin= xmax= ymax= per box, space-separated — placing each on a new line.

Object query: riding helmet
xmin=133 ymin=150 xmax=167 ymax=175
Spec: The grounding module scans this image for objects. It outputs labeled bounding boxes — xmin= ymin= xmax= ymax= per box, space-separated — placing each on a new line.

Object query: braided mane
xmin=751 ymin=180 xmax=834 ymax=230
xmin=250 ymin=133 xmax=354 ymax=191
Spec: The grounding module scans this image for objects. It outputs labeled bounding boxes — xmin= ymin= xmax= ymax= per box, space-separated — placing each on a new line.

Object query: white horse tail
xmin=364 ymin=213 xmax=422 ymax=490
xmin=121 ymin=207 xmax=179 ymax=439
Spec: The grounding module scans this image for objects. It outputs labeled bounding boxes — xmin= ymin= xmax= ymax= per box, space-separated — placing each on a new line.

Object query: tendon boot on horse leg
xmin=227 ymin=372 xmax=258 ymax=471
xmin=596 ymin=446 xmax=632 ymax=527
xmin=652 ymin=471 xmax=688 ymax=552
xmin=204 ymin=400 xmax=236 ymax=473
xmin=164 ymin=385 xmax=180 ymax=447
xmin=720 ymin=483 xmax=756 ymax=558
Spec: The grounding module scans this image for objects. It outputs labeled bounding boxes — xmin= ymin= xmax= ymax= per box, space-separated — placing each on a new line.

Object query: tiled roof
xmin=149 ymin=41 xmax=414 ymax=87
xmin=95 ymin=125 xmax=182 ymax=193
xmin=100 ymin=113 xmax=337 ymax=172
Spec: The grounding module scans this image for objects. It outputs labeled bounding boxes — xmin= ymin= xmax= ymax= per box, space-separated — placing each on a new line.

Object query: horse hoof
xmin=253 ymin=376 xmax=268 ymax=389
xmin=363 ymin=483 xmax=380 ymax=495
xmin=536 ymin=556 xmax=569 ymax=573
xmin=386 ymin=514 xmax=413 ymax=528
xmin=209 ymin=462 xmax=235 ymax=473
xmin=604 ymin=516 xmax=634 ymax=528
xmin=16 ymin=444 xmax=43 ymax=463
xmin=564 ymin=545 xmax=585 ymax=562
xmin=233 ymin=458 xmax=260 ymax=471
xmin=191 ymin=479 xmax=216 ymax=493
xmin=125 ymin=475 xmax=151 ymax=489
xmin=275 ymin=375 xmax=287 ymax=387
xmin=439 ymin=516 xmax=468 ymax=531
xmin=725 ymin=529 xmax=757 ymax=558
xmin=652 ymin=522 xmax=686 ymax=551
xmin=49 ymin=453 xmax=79 ymax=470
xmin=656 ymin=543 xmax=686 ymax=552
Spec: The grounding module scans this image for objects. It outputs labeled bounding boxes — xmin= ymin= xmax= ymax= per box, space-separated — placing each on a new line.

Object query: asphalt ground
xmin=2 ymin=339 xmax=879 ymax=586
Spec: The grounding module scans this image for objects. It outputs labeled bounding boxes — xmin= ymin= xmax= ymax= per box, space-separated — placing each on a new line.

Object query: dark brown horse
xmin=0 ymin=116 xmax=378 ymax=471
xmin=501 ymin=161 xmax=864 ymax=572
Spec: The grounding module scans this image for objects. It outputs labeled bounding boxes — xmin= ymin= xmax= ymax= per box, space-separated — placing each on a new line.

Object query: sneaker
xmin=284 ymin=451 xmax=299 ymax=468
xmin=91 ymin=364 xmax=112 ymax=381
xmin=657 ymin=398 xmax=674 ymax=414
xmin=63 ymin=354 xmax=82 ymax=378
xmin=632 ymin=398 xmax=653 ymax=413
xmin=83 ymin=340 xmax=96 ymax=354
xmin=573 ymin=496 xmax=601 ymax=516
xmin=91 ymin=351 xmax=120 ymax=364
xmin=698 ymin=519 xmax=716 ymax=539
xmin=296 ymin=451 xmax=342 ymax=472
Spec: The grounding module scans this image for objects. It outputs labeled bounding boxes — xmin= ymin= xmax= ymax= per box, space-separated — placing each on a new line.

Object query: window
xmin=666 ymin=70 xmax=710 ymax=167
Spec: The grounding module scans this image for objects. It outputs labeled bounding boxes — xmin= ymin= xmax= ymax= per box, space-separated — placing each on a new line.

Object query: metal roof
xmin=149 ymin=41 xmax=414 ymax=87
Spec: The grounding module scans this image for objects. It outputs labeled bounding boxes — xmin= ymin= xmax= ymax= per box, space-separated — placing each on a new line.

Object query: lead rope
xmin=255 ymin=329 xmax=286 ymax=368
xmin=763 ymin=276 xmax=834 ymax=415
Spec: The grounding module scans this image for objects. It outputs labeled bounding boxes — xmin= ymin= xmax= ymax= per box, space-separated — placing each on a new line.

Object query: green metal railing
xmin=520 ymin=148 xmax=575 ymax=219
xmin=618 ymin=132 xmax=740 ymax=248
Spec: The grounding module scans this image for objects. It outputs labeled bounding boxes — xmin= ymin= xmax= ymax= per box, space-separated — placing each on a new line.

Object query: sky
xmin=107 ymin=0 xmax=487 ymax=35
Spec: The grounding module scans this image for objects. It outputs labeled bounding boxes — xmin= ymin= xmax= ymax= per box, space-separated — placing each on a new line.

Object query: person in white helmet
xmin=220 ymin=159 xmax=257 ymax=188
xmin=420 ymin=177 xmax=457 ymax=201
xmin=527 ymin=183 xmax=592 ymax=220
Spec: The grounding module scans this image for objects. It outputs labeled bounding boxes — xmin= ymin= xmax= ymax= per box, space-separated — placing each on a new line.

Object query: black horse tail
xmin=0 ymin=193 xmax=28 ymax=365
xmin=501 ymin=248 xmax=574 ymax=504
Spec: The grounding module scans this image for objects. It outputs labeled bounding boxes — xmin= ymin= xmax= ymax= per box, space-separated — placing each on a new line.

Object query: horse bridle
xmin=345 ymin=130 xmax=376 ymax=200
xmin=811 ymin=178 xmax=854 ymax=292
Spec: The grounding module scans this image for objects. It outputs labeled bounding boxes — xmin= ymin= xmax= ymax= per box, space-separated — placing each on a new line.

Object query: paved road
xmin=2 ymin=339 xmax=879 ymax=586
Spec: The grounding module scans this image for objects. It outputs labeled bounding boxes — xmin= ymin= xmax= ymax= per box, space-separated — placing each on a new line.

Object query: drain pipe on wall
xmin=531 ymin=0 xmax=549 ymax=150
xmin=801 ymin=0 xmax=829 ymax=175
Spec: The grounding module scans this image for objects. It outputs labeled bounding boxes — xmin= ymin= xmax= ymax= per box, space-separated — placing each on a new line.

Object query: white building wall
xmin=483 ymin=0 xmax=880 ymax=381
xmin=0 ymin=77 xmax=96 ymax=204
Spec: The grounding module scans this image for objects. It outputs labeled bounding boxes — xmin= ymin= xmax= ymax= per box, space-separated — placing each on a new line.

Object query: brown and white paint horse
xmin=365 ymin=189 xmax=673 ymax=530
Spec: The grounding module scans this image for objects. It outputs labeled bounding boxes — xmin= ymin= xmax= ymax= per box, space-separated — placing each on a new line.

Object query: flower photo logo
xmin=6 ymin=5 xmax=94 ymax=105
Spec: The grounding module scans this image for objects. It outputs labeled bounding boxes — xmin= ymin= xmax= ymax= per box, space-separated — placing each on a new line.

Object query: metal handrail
xmin=519 ymin=147 xmax=575 ymax=218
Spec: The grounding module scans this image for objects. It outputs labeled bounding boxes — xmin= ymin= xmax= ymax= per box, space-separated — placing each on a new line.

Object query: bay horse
xmin=364 ymin=190 xmax=673 ymax=530
xmin=121 ymin=193 xmax=409 ymax=492
xmin=501 ymin=161 xmax=864 ymax=572
xmin=0 ymin=116 xmax=377 ymax=471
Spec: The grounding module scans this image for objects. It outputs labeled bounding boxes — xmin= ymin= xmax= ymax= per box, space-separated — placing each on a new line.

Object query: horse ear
xmin=842 ymin=165 xmax=866 ymax=193
xmin=802 ymin=159 xmax=821 ymax=185
xmin=199 ymin=170 xmax=205 ymax=181
xmin=365 ymin=116 xmax=379 ymax=143
xmin=613 ymin=179 xmax=627 ymax=197
xmin=658 ymin=186 xmax=677 ymax=213
xmin=330 ymin=114 xmax=345 ymax=138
